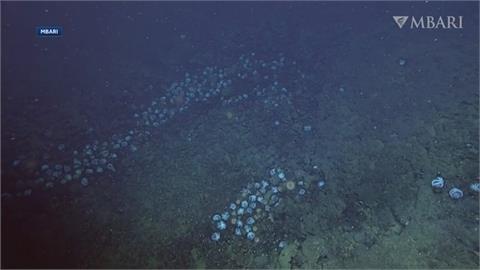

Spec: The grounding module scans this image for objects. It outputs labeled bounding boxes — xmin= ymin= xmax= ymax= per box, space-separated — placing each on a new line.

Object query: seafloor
xmin=2 ymin=2 xmax=479 ymax=269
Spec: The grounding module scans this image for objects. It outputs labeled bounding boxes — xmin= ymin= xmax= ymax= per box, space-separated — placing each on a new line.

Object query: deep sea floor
xmin=2 ymin=3 xmax=479 ymax=269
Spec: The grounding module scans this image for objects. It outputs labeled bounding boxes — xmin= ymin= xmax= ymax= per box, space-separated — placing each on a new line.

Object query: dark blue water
xmin=2 ymin=1 xmax=479 ymax=268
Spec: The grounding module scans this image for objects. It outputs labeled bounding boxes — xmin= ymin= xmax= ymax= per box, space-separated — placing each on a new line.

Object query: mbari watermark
xmin=393 ymin=16 xmax=463 ymax=29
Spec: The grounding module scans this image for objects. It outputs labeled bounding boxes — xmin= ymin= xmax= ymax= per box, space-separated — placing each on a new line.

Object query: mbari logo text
xmin=393 ymin=16 xmax=463 ymax=29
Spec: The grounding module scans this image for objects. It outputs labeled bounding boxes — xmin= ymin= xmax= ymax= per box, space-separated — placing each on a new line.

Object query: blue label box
xmin=36 ymin=26 xmax=63 ymax=37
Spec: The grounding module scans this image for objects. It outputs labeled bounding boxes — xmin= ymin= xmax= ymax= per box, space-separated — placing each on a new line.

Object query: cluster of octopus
xmin=209 ymin=167 xmax=325 ymax=243
xmin=7 ymin=52 xmax=298 ymax=198
xmin=431 ymin=174 xmax=480 ymax=199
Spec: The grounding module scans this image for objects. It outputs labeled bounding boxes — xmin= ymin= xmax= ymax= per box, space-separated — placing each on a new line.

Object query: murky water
xmin=2 ymin=2 xmax=479 ymax=268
